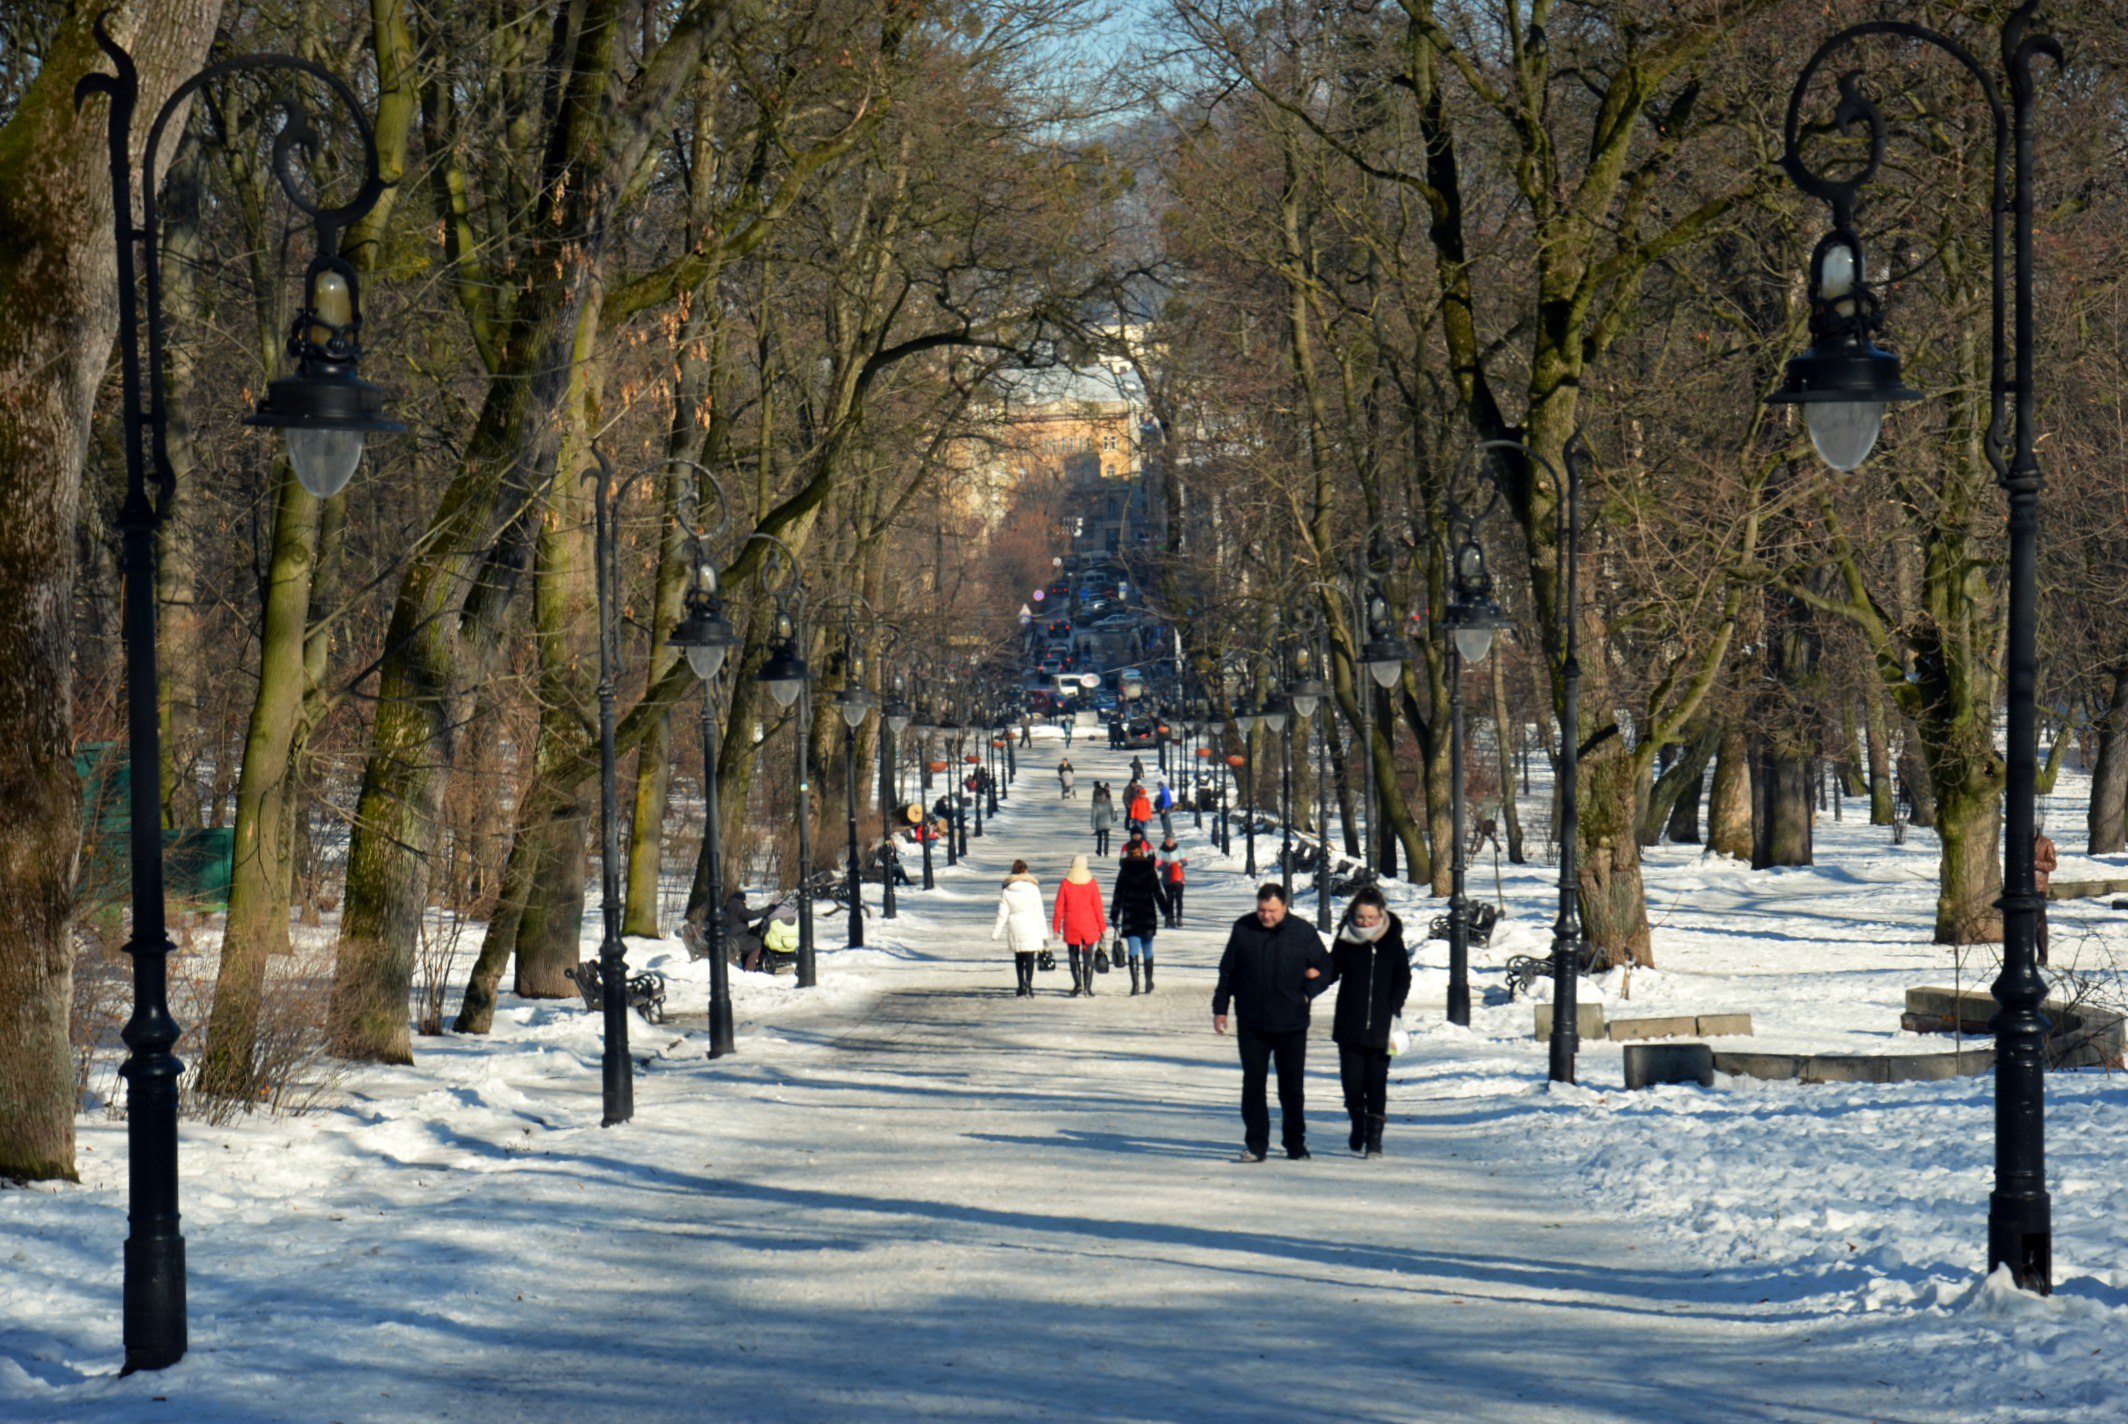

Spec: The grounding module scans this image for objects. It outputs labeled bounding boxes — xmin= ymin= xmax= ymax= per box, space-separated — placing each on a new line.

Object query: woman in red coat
xmin=1051 ymin=853 xmax=1108 ymax=997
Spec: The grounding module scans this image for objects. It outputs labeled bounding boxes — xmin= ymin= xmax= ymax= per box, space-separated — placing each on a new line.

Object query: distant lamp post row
xmin=77 ymin=23 xmax=400 ymax=1372
xmin=1772 ymin=2 xmax=2057 ymax=1293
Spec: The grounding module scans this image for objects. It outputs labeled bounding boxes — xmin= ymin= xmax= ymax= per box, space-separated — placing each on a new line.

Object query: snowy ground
xmin=5 ymin=729 xmax=2127 ymax=1421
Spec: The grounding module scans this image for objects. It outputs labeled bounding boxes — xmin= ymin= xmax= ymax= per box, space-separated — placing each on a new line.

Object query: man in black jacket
xmin=1213 ymin=884 xmax=1335 ymax=1161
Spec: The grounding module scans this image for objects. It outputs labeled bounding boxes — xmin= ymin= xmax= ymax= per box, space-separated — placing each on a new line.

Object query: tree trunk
xmin=1934 ymin=772 xmax=2004 ymax=944
xmin=1750 ymin=741 xmax=1814 ymax=868
xmin=197 ymin=467 xmax=320 ymax=1099
xmin=1665 ymin=755 xmax=1704 ymax=844
xmin=2089 ymin=665 xmax=2128 ymax=854
xmin=1579 ymin=741 xmax=1653 ymax=967
xmin=0 ymin=0 xmax=227 ymax=1183
xmin=1864 ymin=679 xmax=1896 ymax=825
xmin=1897 ymin=723 xmax=1937 ymax=829
xmin=1490 ymin=653 xmax=1524 ymax=863
xmin=2037 ymin=711 xmax=2071 ymax=798
xmin=1642 ymin=723 xmax=1715 ymax=846
xmin=1707 ymin=722 xmax=1752 ymax=859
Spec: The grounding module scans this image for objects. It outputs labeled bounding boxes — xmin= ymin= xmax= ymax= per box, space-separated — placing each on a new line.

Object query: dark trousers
xmin=1236 ymin=1026 xmax=1309 ymax=1156
xmin=1014 ymin=952 xmax=1035 ymax=993
xmin=1338 ymin=1044 xmax=1390 ymax=1120
xmin=1166 ymin=885 xmax=1183 ymax=925
xmin=1095 ymin=829 xmax=1110 ymax=855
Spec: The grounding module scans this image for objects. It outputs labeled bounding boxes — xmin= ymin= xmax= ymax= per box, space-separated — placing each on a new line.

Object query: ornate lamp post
xmin=1466 ymin=437 xmax=1588 ymax=1083
xmin=1441 ymin=505 xmax=1512 ymax=1028
xmin=880 ymin=674 xmax=910 ymax=919
xmin=78 ymin=27 xmax=399 ymax=1371
xmin=1263 ymin=695 xmax=1293 ymax=893
xmin=666 ymin=539 xmax=740 ymax=1059
xmin=1288 ymin=636 xmax=1333 ymax=930
xmin=1235 ymin=708 xmax=1260 ymax=874
xmin=752 ymin=543 xmax=815 ymax=986
xmin=831 ymin=618 xmax=876 ymax=950
xmin=1773 ymin=3 xmax=2056 ymax=1291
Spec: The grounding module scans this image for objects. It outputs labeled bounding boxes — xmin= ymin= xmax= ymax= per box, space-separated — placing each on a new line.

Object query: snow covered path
xmin=1 ymin=733 xmax=2069 ymax=1422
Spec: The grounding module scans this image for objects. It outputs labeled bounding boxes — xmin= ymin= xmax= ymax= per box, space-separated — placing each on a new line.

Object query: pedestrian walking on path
xmin=1154 ymin=778 xmax=1175 ymax=838
xmin=1058 ymin=758 xmax=1076 ymax=798
xmin=1126 ymin=784 xmax=1153 ymax=839
xmin=991 ymin=860 xmax=1050 ymax=997
xmin=1091 ymin=787 xmax=1115 ymax=857
xmin=1326 ymin=887 xmax=1410 ymax=1158
xmin=1157 ymin=836 xmax=1187 ymax=927
xmin=1110 ymin=842 xmax=1171 ymax=995
xmin=1130 ymin=754 xmax=1146 ymax=782
xmin=1053 ymin=854 xmax=1107 ymax=997
xmin=1213 ymin=884 xmax=1333 ymax=1162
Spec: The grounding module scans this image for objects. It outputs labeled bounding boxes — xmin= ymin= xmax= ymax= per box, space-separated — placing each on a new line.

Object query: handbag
xmin=1037 ymin=949 xmax=1057 ymax=973
xmin=1094 ymin=947 xmax=1110 ymax=973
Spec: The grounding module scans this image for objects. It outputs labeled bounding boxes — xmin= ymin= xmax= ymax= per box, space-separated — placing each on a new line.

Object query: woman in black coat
xmin=1328 ymin=886 xmax=1411 ymax=1157
xmin=1108 ymin=843 xmax=1171 ymax=996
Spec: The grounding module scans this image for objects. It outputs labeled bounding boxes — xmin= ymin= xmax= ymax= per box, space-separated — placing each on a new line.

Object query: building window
xmin=1103 ymin=433 xmax=1116 ymax=451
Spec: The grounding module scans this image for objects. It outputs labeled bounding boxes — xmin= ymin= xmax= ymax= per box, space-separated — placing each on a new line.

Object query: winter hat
xmin=1065 ymin=854 xmax=1094 ymax=884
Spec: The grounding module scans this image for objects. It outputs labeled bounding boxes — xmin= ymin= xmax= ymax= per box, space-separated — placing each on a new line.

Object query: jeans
xmin=1122 ymin=933 xmax=1153 ymax=961
xmin=1159 ymin=811 xmax=1173 ymax=837
xmin=1338 ymin=1044 xmax=1390 ymax=1120
xmin=1236 ymin=1025 xmax=1309 ymax=1156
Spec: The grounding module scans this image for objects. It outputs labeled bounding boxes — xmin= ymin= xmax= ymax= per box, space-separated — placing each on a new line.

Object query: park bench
xmin=1505 ymin=938 xmax=1602 ymax=998
xmin=1427 ymin=900 xmax=1499 ymax=947
xmin=563 ymin=961 xmax=669 ymax=1024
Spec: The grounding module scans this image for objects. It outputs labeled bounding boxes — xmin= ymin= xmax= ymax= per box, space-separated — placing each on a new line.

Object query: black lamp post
xmin=832 ymin=622 xmax=876 ymax=951
xmin=1774 ymin=3 xmax=2055 ymax=1292
xmin=1318 ymin=579 xmax=1406 ymax=884
xmin=880 ymin=675 xmax=910 ymax=919
xmin=1263 ymin=695 xmax=1293 ymax=893
xmin=1442 ymin=513 xmax=1512 ymax=1029
xmin=752 ymin=546 xmax=815 ymax=986
xmin=1236 ymin=707 xmax=1260 ymax=874
xmin=1468 ymin=437 xmax=1588 ymax=1083
xmin=667 ymin=543 xmax=740 ymax=1059
xmin=78 ymin=26 xmax=398 ymax=1373
xmin=1288 ymin=637 xmax=1332 ymax=929
xmin=915 ymin=714 xmax=941 ymax=886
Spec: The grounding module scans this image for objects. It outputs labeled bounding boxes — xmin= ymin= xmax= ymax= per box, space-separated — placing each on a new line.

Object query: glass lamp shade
xmin=1364 ymin=641 xmax=1405 ymax=688
xmin=685 ymin=643 xmax=727 ymax=681
xmin=886 ymin=711 xmax=912 ymax=735
xmin=1291 ymin=692 xmax=1319 ymax=719
xmin=758 ymin=640 xmax=809 ymax=707
xmin=837 ymin=692 xmax=874 ymax=730
xmin=1453 ymin=626 xmax=1497 ymax=665
xmin=1235 ymin=714 xmax=1258 ymax=735
xmin=284 ymin=427 xmax=365 ymax=498
xmin=1805 ymin=402 xmax=1886 ymax=472
xmin=1262 ymin=707 xmax=1289 ymax=735
xmin=668 ymin=592 xmax=738 ymax=684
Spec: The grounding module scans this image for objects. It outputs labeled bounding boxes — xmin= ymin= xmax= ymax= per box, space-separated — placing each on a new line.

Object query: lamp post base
xmin=1987 ymin=1192 xmax=2052 ymax=1294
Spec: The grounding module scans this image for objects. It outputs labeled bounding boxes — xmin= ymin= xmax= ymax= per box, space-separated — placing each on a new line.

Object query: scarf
xmin=1339 ymin=917 xmax=1389 ymax=945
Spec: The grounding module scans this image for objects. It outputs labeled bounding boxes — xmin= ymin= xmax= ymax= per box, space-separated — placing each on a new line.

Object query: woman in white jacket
xmin=991 ymin=859 xmax=1050 ymax=997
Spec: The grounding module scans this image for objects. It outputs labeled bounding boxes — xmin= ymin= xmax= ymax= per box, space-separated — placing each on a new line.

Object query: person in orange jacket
xmin=1126 ymin=785 xmax=1154 ymax=836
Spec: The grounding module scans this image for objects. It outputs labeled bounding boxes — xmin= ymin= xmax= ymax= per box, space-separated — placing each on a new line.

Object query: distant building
xmin=955 ymin=360 xmax=1161 ymax=554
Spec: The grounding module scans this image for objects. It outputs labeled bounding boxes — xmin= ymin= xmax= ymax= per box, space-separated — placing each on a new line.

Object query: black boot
xmin=1348 ymin=1112 xmax=1365 ymax=1155
xmin=1364 ymin=1114 xmax=1386 ymax=1158
xmin=1128 ymin=958 xmax=1141 ymax=995
xmin=1082 ymin=950 xmax=1095 ymax=997
xmin=1068 ymin=951 xmax=1085 ymax=997
xmin=1143 ymin=952 xmax=1154 ymax=993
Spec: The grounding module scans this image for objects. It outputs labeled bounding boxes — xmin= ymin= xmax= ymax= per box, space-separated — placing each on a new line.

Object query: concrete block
xmin=1713 ymin=1051 xmax=1805 ymax=1081
xmin=1607 ymin=1015 xmax=1698 ymax=1042
xmin=1623 ymin=1042 xmax=1715 ymax=1090
xmin=1883 ymin=1049 xmax=1993 ymax=1082
xmin=1533 ymin=1001 xmax=1606 ymax=1043
xmin=1800 ymin=1054 xmax=1892 ymax=1084
xmin=1693 ymin=1013 xmax=1754 ymax=1038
